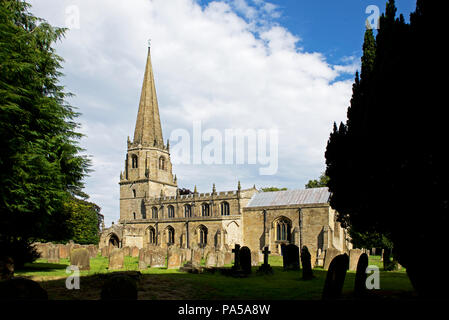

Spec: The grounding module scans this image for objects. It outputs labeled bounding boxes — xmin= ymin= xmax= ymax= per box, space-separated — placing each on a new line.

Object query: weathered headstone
xmin=138 ymin=249 xmax=152 ymax=269
xmin=323 ymin=248 xmax=340 ymax=270
xmin=57 ymin=244 xmax=69 ymax=259
xmin=354 ymin=253 xmax=369 ymax=297
xmin=122 ymin=246 xmax=131 ymax=256
xmin=130 ymin=246 xmax=139 ymax=258
xmin=206 ymin=252 xmax=217 ymax=268
xmin=239 ymin=246 xmax=252 ymax=274
xmin=0 ymin=257 xmax=14 ymax=281
xmin=224 ymin=251 xmax=232 ymax=265
xmin=257 ymin=247 xmax=273 ymax=274
xmin=47 ymin=245 xmax=60 ymax=263
xmin=87 ymin=245 xmax=98 ymax=258
xmin=251 ymin=251 xmax=260 ymax=267
xmin=151 ymin=249 xmax=166 ymax=268
xmin=108 ymin=248 xmax=124 ymax=270
xmin=322 ymin=253 xmax=349 ymax=300
xmin=101 ymin=247 xmax=109 ymax=257
xmin=216 ymin=252 xmax=225 ymax=267
xmin=301 ymin=246 xmax=313 ymax=280
xmin=0 ymin=277 xmax=48 ymax=300
xmin=191 ymin=249 xmax=202 ymax=267
xmin=168 ymin=249 xmax=183 ymax=269
xmin=70 ymin=248 xmax=90 ymax=270
xmin=349 ymin=249 xmax=363 ymax=271
xmin=283 ymin=244 xmax=300 ymax=271
xmin=100 ymin=275 xmax=138 ymax=300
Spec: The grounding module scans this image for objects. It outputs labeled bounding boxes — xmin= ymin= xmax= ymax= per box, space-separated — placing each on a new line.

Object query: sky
xmin=28 ymin=0 xmax=416 ymax=227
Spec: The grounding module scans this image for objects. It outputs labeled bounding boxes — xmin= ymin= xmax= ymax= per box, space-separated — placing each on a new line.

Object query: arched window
xmin=221 ymin=202 xmax=230 ymax=216
xmin=142 ymin=211 xmax=146 ymax=219
xmin=149 ymin=227 xmax=156 ymax=244
xmin=168 ymin=205 xmax=175 ymax=218
xmin=276 ymin=218 xmax=291 ymax=241
xmin=201 ymin=203 xmax=210 ymax=216
xmin=167 ymin=226 xmax=175 ymax=245
xmin=132 ymin=189 xmax=136 ymax=198
xmin=152 ymin=207 xmax=158 ymax=219
xmin=159 ymin=156 xmax=166 ymax=170
xmin=131 ymin=155 xmax=138 ymax=168
xmin=198 ymin=226 xmax=208 ymax=248
xmin=184 ymin=204 xmax=192 ymax=218
xmin=133 ymin=212 xmax=136 ymax=219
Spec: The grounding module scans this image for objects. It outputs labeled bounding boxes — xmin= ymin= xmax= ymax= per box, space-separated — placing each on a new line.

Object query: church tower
xmin=119 ymin=46 xmax=177 ymax=221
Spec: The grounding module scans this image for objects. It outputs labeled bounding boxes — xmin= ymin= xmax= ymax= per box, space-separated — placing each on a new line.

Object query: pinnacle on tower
xmin=133 ymin=47 xmax=164 ymax=148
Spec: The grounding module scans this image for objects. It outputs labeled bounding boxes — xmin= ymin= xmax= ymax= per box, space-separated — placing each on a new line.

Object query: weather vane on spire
xmin=148 ymin=38 xmax=152 ymax=48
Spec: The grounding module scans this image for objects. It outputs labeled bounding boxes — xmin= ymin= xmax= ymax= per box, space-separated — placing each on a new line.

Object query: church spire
xmin=133 ymin=46 xmax=164 ymax=148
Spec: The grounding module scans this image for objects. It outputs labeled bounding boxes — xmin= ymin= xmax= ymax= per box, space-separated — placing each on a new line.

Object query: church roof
xmin=133 ymin=47 xmax=164 ymax=148
xmin=246 ymin=187 xmax=330 ymax=208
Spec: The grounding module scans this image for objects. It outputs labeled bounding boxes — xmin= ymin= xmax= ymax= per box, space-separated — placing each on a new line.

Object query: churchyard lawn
xmin=14 ymin=255 xmax=414 ymax=300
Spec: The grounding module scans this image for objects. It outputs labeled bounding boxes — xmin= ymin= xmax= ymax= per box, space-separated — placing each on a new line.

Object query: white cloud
xmin=28 ymin=0 xmax=354 ymax=226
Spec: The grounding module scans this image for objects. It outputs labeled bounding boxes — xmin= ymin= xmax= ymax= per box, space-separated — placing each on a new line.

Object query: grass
xmin=13 ymin=254 xmax=415 ymax=300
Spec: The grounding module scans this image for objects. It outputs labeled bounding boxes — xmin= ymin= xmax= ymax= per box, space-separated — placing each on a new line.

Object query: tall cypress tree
xmin=0 ymin=1 xmax=90 ymax=266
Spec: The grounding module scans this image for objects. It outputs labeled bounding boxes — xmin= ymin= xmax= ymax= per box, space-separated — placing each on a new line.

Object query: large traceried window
xmin=198 ymin=225 xmax=208 ymax=248
xmin=184 ymin=204 xmax=192 ymax=217
xmin=152 ymin=207 xmax=158 ymax=219
xmin=221 ymin=202 xmax=230 ymax=216
xmin=149 ymin=227 xmax=156 ymax=244
xmin=167 ymin=226 xmax=175 ymax=245
xmin=168 ymin=205 xmax=175 ymax=218
xmin=201 ymin=203 xmax=210 ymax=216
xmin=275 ymin=217 xmax=292 ymax=241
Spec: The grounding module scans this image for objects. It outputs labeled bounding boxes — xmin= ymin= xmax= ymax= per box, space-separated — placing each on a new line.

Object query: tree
xmin=65 ymin=197 xmax=101 ymax=245
xmin=261 ymin=187 xmax=287 ymax=192
xmin=305 ymin=173 xmax=329 ymax=189
xmin=325 ymin=0 xmax=448 ymax=297
xmin=0 ymin=1 xmax=90 ymax=266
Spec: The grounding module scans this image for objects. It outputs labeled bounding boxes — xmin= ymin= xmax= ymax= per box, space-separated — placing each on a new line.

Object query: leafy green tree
xmin=261 ymin=187 xmax=287 ymax=192
xmin=0 ymin=1 xmax=90 ymax=266
xmin=325 ymin=0 xmax=447 ymax=297
xmin=65 ymin=197 xmax=101 ymax=245
xmin=305 ymin=173 xmax=329 ymax=189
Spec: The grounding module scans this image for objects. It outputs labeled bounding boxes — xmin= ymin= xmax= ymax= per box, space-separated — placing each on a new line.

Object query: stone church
xmin=99 ymin=47 xmax=351 ymax=261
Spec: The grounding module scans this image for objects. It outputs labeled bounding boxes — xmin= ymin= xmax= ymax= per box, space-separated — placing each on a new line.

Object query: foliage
xmin=0 ymin=0 xmax=90 ymax=266
xmin=305 ymin=173 xmax=329 ymax=189
xmin=65 ymin=197 xmax=101 ymax=245
xmin=261 ymin=187 xmax=287 ymax=192
xmin=325 ymin=0 xmax=447 ymax=297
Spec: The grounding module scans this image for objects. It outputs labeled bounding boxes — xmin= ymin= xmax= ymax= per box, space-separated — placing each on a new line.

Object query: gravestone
xmin=216 ymin=252 xmax=225 ymax=267
xmin=257 ymin=247 xmax=273 ymax=274
xmin=239 ymin=246 xmax=252 ymax=274
xmin=167 ymin=249 xmax=183 ymax=269
xmin=283 ymin=244 xmax=300 ymax=271
xmin=101 ymin=247 xmax=109 ymax=257
xmin=322 ymin=253 xmax=349 ymax=300
xmin=349 ymin=249 xmax=363 ymax=271
xmin=47 ymin=245 xmax=60 ymax=263
xmin=251 ymin=251 xmax=260 ymax=267
xmin=34 ymin=243 xmax=49 ymax=259
xmin=191 ymin=249 xmax=202 ymax=267
xmin=151 ymin=249 xmax=166 ymax=268
xmin=0 ymin=257 xmax=14 ymax=281
xmin=183 ymin=248 xmax=192 ymax=262
xmin=0 ymin=277 xmax=48 ymax=300
xmin=70 ymin=248 xmax=90 ymax=270
xmin=131 ymin=246 xmax=140 ymax=258
xmin=108 ymin=248 xmax=124 ymax=270
xmin=100 ymin=275 xmax=138 ymax=300
xmin=87 ymin=245 xmax=98 ymax=258
xmin=122 ymin=246 xmax=131 ymax=256
xmin=224 ymin=251 xmax=233 ymax=265
xmin=138 ymin=249 xmax=152 ymax=270
xmin=323 ymin=248 xmax=340 ymax=270
xmin=206 ymin=252 xmax=217 ymax=268
xmin=58 ymin=244 xmax=69 ymax=259
xmin=231 ymin=244 xmax=241 ymax=271
xmin=301 ymin=246 xmax=314 ymax=280
xmin=354 ymin=253 xmax=369 ymax=297
xmin=309 ymin=249 xmax=317 ymax=268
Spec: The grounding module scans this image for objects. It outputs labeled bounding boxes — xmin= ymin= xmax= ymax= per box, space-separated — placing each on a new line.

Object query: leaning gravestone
xmin=0 ymin=277 xmax=48 ymax=300
xmin=108 ymin=248 xmax=124 ymax=270
xmin=354 ymin=253 xmax=369 ymax=297
xmin=323 ymin=248 xmax=340 ymax=270
xmin=349 ymin=249 xmax=363 ymax=271
xmin=100 ymin=274 xmax=138 ymax=300
xmin=239 ymin=246 xmax=252 ymax=274
xmin=70 ymin=248 xmax=90 ymax=270
xmin=283 ymin=244 xmax=300 ymax=271
xmin=301 ymin=246 xmax=314 ymax=280
xmin=322 ymin=253 xmax=349 ymax=300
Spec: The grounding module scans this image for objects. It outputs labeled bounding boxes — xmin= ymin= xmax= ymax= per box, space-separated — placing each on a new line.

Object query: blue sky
xmin=29 ymin=0 xmax=417 ymax=226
